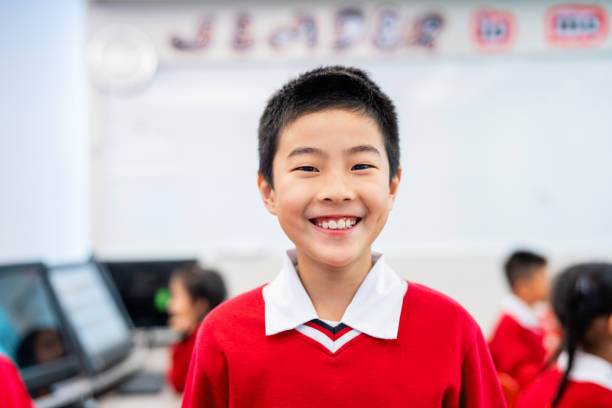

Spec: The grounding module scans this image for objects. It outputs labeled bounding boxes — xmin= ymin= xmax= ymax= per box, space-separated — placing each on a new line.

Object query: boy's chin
xmin=303 ymin=246 xmax=368 ymax=270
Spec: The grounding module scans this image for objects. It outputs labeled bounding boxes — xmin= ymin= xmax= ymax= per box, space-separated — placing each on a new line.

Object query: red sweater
xmin=167 ymin=329 xmax=198 ymax=393
xmin=0 ymin=354 xmax=34 ymax=408
xmin=514 ymin=368 xmax=612 ymax=408
xmin=181 ymin=283 xmax=506 ymax=408
xmin=488 ymin=313 xmax=546 ymax=389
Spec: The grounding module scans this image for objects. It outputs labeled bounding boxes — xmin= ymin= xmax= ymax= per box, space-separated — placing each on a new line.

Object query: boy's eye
xmin=351 ymin=163 xmax=373 ymax=171
xmin=294 ymin=166 xmax=319 ymax=172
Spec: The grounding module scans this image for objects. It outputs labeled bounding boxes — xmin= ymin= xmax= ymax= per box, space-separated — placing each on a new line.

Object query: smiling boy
xmin=181 ymin=66 xmax=506 ymax=407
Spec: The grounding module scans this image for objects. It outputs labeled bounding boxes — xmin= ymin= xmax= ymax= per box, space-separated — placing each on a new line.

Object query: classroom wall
xmin=91 ymin=61 xmax=612 ymax=259
xmin=0 ymin=1 xmax=90 ymax=264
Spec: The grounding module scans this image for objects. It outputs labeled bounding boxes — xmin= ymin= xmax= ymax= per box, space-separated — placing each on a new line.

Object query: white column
xmin=0 ymin=1 xmax=90 ymax=264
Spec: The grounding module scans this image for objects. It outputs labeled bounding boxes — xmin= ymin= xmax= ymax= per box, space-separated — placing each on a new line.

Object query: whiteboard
xmin=93 ymin=58 xmax=612 ymax=257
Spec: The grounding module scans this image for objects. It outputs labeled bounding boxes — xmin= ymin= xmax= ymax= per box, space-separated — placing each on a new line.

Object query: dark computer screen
xmin=47 ymin=262 xmax=132 ymax=374
xmin=103 ymin=259 xmax=196 ymax=327
xmin=0 ymin=263 xmax=81 ymax=396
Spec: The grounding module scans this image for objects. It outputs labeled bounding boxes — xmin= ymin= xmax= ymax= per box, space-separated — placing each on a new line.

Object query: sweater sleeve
xmin=180 ymin=321 xmax=229 ymax=408
xmin=459 ymin=328 xmax=507 ymax=408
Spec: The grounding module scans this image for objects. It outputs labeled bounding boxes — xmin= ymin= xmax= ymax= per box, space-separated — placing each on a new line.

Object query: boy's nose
xmin=317 ymin=172 xmax=356 ymax=203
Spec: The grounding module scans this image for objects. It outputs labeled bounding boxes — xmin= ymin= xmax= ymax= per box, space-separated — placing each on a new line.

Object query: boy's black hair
xmin=550 ymin=263 xmax=612 ymax=406
xmin=172 ymin=263 xmax=227 ymax=311
xmin=258 ymin=65 xmax=400 ymax=186
xmin=504 ymin=250 xmax=547 ymax=288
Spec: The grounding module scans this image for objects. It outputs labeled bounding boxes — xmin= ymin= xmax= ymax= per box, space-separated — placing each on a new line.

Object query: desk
xmin=97 ymin=346 xmax=181 ymax=408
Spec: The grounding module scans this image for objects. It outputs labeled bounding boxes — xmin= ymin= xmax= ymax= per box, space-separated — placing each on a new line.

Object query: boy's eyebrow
xmin=347 ymin=145 xmax=381 ymax=155
xmin=287 ymin=147 xmax=326 ymax=158
xmin=287 ymin=145 xmax=380 ymax=158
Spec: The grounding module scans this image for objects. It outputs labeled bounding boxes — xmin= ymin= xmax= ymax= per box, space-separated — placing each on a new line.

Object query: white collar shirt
xmin=262 ymin=249 xmax=408 ymax=340
xmin=558 ymin=350 xmax=612 ymax=391
xmin=501 ymin=293 xmax=541 ymax=329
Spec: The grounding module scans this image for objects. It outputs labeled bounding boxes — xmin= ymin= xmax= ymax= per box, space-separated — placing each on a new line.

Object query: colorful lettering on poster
xmin=171 ymin=7 xmax=447 ymax=55
xmin=269 ymin=14 xmax=317 ymax=49
xmin=411 ymin=12 xmax=445 ymax=49
xmin=334 ymin=7 xmax=366 ymax=50
xmin=372 ymin=8 xmax=402 ymax=50
xmin=233 ymin=13 xmax=254 ymax=51
xmin=171 ymin=17 xmax=214 ymax=51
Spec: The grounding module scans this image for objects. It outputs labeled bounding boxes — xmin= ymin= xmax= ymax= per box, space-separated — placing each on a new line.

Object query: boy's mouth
xmin=309 ymin=216 xmax=361 ymax=231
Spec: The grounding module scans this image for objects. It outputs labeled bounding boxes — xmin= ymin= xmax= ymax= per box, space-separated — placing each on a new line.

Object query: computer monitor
xmin=103 ymin=259 xmax=197 ymax=327
xmin=0 ymin=263 xmax=81 ymax=397
xmin=47 ymin=261 xmax=132 ymax=374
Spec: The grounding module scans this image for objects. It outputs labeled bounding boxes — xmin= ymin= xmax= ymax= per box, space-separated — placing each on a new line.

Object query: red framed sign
xmin=471 ymin=7 xmax=516 ymax=52
xmin=545 ymin=4 xmax=609 ymax=47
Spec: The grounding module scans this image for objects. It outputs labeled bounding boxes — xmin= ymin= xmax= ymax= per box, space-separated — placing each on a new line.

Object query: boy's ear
xmin=388 ymin=167 xmax=402 ymax=203
xmin=257 ymin=173 xmax=277 ymax=215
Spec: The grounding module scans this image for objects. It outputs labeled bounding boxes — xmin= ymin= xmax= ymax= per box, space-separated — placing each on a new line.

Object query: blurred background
xmin=1 ymin=0 xmax=612 ymax=407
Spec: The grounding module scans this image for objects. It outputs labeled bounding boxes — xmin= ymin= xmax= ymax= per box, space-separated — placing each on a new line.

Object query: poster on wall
xmin=89 ymin=1 xmax=612 ymax=84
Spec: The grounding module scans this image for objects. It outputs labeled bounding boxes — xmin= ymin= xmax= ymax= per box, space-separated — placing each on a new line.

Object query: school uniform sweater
xmin=488 ymin=295 xmax=546 ymax=389
xmin=167 ymin=328 xmax=198 ymax=393
xmin=0 ymin=354 xmax=34 ymax=408
xmin=513 ymin=352 xmax=612 ymax=408
xmin=181 ymin=250 xmax=506 ymax=408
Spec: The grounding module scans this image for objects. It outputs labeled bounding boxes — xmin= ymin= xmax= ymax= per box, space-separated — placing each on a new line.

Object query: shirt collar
xmin=263 ymin=249 xmax=407 ymax=339
xmin=558 ymin=350 xmax=612 ymax=391
xmin=501 ymin=293 xmax=541 ymax=329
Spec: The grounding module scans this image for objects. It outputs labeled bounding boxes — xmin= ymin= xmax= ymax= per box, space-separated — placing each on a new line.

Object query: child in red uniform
xmin=181 ymin=66 xmax=506 ymax=408
xmin=167 ymin=264 xmax=226 ymax=393
xmin=514 ymin=263 xmax=612 ymax=408
xmin=489 ymin=251 xmax=550 ymax=390
xmin=0 ymin=352 xmax=34 ymax=408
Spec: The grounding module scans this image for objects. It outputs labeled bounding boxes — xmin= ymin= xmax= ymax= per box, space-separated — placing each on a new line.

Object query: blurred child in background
xmin=167 ymin=263 xmax=227 ymax=393
xmin=489 ymin=251 xmax=550 ymax=392
xmin=514 ymin=263 xmax=612 ymax=407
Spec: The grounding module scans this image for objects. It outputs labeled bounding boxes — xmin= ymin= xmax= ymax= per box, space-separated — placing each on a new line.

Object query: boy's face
xmin=168 ymin=276 xmax=209 ymax=335
xmin=258 ymin=109 xmax=400 ymax=269
xmin=530 ymin=266 xmax=551 ymax=303
xmin=515 ymin=266 xmax=550 ymax=304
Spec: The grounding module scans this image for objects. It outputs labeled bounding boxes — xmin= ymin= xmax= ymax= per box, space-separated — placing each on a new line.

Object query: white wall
xmin=92 ymin=60 xmax=612 ymax=258
xmin=0 ymin=1 xmax=90 ymax=264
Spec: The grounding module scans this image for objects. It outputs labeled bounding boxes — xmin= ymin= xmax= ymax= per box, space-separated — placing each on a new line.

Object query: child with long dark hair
xmin=514 ymin=263 xmax=612 ymax=407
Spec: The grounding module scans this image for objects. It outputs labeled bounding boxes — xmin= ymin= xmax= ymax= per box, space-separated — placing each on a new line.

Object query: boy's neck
xmin=513 ymin=292 xmax=536 ymax=307
xmin=295 ymin=248 xmax=373 ymax=322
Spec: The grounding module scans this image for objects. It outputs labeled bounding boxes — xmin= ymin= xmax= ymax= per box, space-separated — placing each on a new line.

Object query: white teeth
xmin=316 ymin=218 xmax=358 ymax=230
